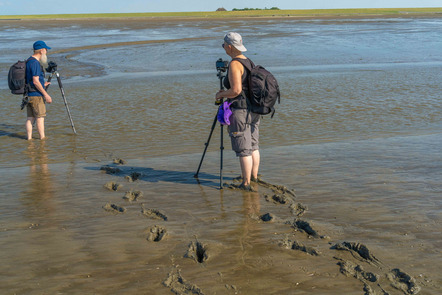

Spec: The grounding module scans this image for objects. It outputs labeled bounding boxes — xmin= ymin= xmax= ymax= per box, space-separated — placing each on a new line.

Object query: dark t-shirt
xmin=26 ymin=57 xmax=45 ymax=96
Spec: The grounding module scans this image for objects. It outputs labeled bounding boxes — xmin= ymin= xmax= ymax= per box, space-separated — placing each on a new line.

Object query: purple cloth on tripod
xmin=217 ymin=101 xmax=233 ymax=125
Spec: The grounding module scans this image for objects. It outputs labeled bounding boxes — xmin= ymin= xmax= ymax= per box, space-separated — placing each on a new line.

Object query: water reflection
xmin=22 ymin=140 xmax=55 ymax=224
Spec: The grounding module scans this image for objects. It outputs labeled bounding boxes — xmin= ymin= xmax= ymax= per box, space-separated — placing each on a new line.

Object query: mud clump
xmin=103 ymin=203 xmax=126 ymax=213
xmin=125 ymin=172 xmax=142 ymax=182
xmin=163 ymin=267 xmax=204 ymax=295
xmin=123 ymin=190 xmax=143 ymax=202
xmin=387 ymin=268 xmax=421 ymax=294
xmin=185 ymin=241 xmax=209 ymax=263
xmin=146 ymin=225 xmax=167 ymax=242
xmin=141 ymin=204 xmax=167 ymax=221
xmin=100 ymin=165 xmax=121 ymax=175
xmin=332 ymin=242 xmax=380 ymax=265
xmin=260 ymin=213 xmax=276 ymax=222
xmin=104 ymin=181 xmax=122 ymax=191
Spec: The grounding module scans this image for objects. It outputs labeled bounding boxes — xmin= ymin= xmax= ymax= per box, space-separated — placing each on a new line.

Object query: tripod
xmin=194 ymin=65 xmax=227 ymax=189
xmin=46 ymin=69 xmax=77 ymax=134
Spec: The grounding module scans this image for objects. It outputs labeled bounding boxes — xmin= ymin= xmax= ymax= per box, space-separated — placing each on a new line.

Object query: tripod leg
xmin=194 ymin=111 xmax=219 ymax=178
xmin=55 ymin=72 xmax=77 ymax=134
xmin=220 ymin=124 xmax=224 ymax=189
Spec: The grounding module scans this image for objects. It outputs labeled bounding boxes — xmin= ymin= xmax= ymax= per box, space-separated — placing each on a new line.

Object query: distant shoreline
xmin=1 ymin=8 xmax=441 ymax=21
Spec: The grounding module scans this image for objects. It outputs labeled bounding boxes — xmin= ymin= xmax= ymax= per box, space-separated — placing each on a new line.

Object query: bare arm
xmin=32 ymin=76 xmax=52 ymax=103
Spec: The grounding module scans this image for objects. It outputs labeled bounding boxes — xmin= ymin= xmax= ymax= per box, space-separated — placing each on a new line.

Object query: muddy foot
xmin=141 ymin=204 xmax=167 ymax=221
xmin=163 ymin=267 xmax=204 ymax=295
xmin=146 ymin=225 xmax=167 ymax=242
xmin=123 ymin=190 xmax=143 ymax=202
xmin=225 ymin=183 xmax=257 ymax=192
xmin=387 ymin=268 xmax=421 ymax=294
xmin=184 ymin=241 xmax=209 ymax=263
xmin=103 ymin=203 xmax=126 ymax=213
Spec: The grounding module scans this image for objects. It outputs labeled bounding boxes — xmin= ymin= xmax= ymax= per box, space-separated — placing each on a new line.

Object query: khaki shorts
xmin=228 ymin=108 xmax=260 ymax=157
xmin=26 ymin=96 xmax=46 ymax=118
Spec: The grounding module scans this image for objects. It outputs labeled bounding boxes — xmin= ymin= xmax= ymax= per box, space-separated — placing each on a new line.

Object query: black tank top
xmin=223 ymin=58 xmax=252 ymax=109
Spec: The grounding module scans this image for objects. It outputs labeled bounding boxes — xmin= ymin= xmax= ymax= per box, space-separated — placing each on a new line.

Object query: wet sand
xmin=0 ymin=15 xmax=441 ymax=294
xmin=1 ymin=134 xmax=440 ymax=294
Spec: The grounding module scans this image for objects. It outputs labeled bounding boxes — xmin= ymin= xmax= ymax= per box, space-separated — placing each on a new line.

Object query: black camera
xmin=216 ymin=58 xmax=228 ymax=72
xmin=46 ymin=61 xmax=58 ymax=73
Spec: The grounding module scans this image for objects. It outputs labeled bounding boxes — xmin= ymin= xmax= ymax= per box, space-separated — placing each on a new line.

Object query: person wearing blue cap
xmin=25 ymin=41 xmax=52 ymax=140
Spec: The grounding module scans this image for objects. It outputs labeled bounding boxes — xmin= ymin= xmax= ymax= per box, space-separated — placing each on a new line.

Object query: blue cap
xmin=33 ymin=40 xmax=51 ymax=50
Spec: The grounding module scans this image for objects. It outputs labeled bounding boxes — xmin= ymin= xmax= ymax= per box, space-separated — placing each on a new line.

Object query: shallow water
xmin=0 ymin=17 xmax=441 ymax=294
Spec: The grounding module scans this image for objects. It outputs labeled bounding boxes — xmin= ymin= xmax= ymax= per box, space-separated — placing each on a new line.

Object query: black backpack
xmin=8 ymin=60 xmax=27 ymax=95
xmin=237 ymin=58 xmax=280 ymax=117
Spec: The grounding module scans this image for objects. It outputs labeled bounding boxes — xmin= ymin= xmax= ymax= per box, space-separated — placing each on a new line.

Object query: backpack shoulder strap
xmin=232 ymin=57 xmax=254 ymax=72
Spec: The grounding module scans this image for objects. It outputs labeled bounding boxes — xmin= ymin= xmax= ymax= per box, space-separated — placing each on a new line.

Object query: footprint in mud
xmin=265 ymin=194 xmax=291 ymax=205
xmin=184 ymin=241 xmax=209 ymax=263
xmin=104 ymin=181 xmax=122 ymax=191
xmin=163 ymin=267 xmax=204 ymax=295
xmin=289 ymin=202 xmax=307 ymax=217
xmin=141 ymin=204 xmax=167 ymax=221
xmin=113 ymin=158 xmax=127 ymax=165
xmin=125 ymin=171 xmax=142 ymax=182
xmin=335 ymin=258 xmax=379 ymax=283
xmin=100 ymin=165 xmax=121 ymax=175
xmin=146 ymin=225 xmax=167 ymax=242
xmin=103 ymin=203 xmax=126 ymax=213
xmin=255 ymin=179 xmax=296 ymax=197
xmin=387 ymin=268 xmax=421 ymax=295
xmin=123 ymin=190 xmax=143 ymax=202
xmin=332 ymin=242 xmax=381 ymax=266
xmin=289 ymin=219 xmax=321 ymax=238
xmin=280 ymin=237 xmax=320 ymax=256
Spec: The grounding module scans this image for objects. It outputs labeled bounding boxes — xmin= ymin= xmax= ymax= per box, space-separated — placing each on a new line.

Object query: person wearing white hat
xmin=215 ymin=32 xmax=261 ymax=191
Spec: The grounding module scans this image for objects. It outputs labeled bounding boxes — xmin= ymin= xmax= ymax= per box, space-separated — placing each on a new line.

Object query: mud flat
xmin=89 ymin=159 xmax=435 ymax=294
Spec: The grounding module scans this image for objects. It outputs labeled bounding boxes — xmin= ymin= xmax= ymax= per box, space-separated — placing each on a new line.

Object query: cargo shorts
xmin=26 ymin=96 xmax=46 ymax=118
xmin=228 ymin=108 xmax=260 ymax=157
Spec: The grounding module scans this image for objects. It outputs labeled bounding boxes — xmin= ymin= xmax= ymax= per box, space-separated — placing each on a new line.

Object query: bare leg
xmin=239 ymin=155 xmax=252 ymax=186
xmin=35 ymin=117 xmax=46 ymax=139
xmin=251 ymin=150 xmax=260 ymax=180
xmin=26 ymin=117 xmax=35 ymax=140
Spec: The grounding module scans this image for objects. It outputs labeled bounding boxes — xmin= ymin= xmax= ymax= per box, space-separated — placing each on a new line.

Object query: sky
xmin=0 ymin=0 xmax=441 ymax=15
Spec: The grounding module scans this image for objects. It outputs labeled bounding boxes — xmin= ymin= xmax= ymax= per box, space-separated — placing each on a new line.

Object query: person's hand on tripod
xmin=215 ymin=90 xmax=226 ymax=105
